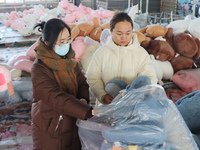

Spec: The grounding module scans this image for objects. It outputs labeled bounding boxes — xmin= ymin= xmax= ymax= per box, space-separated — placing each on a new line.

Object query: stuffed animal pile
xmin=136 ymin=23 xmax=200 ymax=86
xmin=0 ymin=1 xmax=114 ymax=37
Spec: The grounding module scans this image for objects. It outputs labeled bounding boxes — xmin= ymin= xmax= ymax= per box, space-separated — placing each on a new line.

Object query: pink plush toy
xmin=71 ymin=36 xmax=87 ymax=62
xmin=26 ymin=42 xmax=37 ymax=61
xmin=101 ymin=9 xmax=114 ymax=19
xmin=62 ymin=14 xmax=76 ymax=24
xmin=13 ymin=59 xmax=33 ymax=73
xmin=7 ymin=42 xmax=36 ymax=73
xmin=0 ymin=66 xmax=12 ymax=92
xmin=8 ymin=53 xmax=30 ymax=66
xmin=172 ymin=68 xmax=200 ymax=93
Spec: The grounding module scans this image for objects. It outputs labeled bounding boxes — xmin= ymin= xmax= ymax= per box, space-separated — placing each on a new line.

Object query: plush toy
xmin=172 ymin=68 xmax=200 ymax=93
xmin=26 ymin=42 xmax=37 ymax=61
xmin=0 ymin=66 xmax=12 ymax=92
xmin=89 ymin=18 xmax=110 ymax=42
xmin=165 ymin=30 xmax=200 ymax=73
xmin=76 ymin=22 xmax=94 ymax=37
xmin=170 ymin=55 xmax=194 ymax=73
xmin=149 ymin=55 xmax=174 ymax=85
xmin=81 ymin=36 xmax=100 ymax=72
xmin=7 ymin=44 xmax=35 ymax=73
xmin=70 ymin=17 xmax=110 ymax=42
xmin=140 ymin=24 xmax=168 ymax=39
xmin=167 ymin=20 xmax=190 ymax=35
xmin=132 ymin=31 xmax=151 ymax=44
xmin=71 ymin=36 xmax=87 ymax=62
xmin=188 ymin=18 xmax=200 ymax=39
xmin=141 ymin=39 xmax=175 ymax=61
xmin=0 ymin=63 xmax=22 ymax=81
xmin=172 ymin=32 xmax=200 ymax=59
xmin=89 ymin=27 xmax=102 ymax=42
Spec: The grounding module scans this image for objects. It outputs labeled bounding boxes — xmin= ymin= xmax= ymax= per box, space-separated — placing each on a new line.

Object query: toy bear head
xmin=141 ymin=40 xmax=175 ymax=61
xmin=170 ymin=55 xmax=194 ymax=73
xmin=173 ymin=32 xmax=200 ymax=59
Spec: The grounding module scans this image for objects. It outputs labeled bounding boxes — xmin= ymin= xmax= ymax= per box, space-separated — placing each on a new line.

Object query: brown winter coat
xmin=31 ymin=59 xmax=92 ymax=150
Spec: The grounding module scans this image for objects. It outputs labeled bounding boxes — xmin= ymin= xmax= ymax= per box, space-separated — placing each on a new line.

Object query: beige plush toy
xmin=0 ymin=63 xmax=22 ymax=81
xmin=140 ymin=24 xmax=168 ymax=39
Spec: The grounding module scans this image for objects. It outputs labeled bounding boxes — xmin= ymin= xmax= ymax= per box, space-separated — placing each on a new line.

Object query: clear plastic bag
xmin=77 ymin=84 xmax=198 ymax=150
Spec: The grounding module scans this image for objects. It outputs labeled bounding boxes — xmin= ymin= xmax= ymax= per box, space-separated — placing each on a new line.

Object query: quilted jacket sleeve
xmin=86 ymin=50 xmax=107 ymax=104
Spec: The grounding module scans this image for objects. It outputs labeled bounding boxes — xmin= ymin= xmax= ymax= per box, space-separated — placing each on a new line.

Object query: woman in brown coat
xmin=31 ymin=18 xmax=93 ymax=150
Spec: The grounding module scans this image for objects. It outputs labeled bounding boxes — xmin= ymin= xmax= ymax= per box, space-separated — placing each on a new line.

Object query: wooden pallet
xmin=0 ymin=25 xmax=39 ymax=47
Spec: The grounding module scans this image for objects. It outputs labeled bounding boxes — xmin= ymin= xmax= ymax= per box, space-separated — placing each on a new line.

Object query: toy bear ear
xmin=141 ymin=40 xmax=150 ymax=49
xmin=71 ymin=26 xmax=80 ymax=40
xmin=165 ymin=28 xmax=173 ymax=38
xmin=194 ymin=38 xmax=200 ymax=59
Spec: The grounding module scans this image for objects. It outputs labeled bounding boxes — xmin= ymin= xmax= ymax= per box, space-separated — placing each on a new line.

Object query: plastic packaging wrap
xmin=77 ymin=84 xmax=198 ymax=150
xmin=0 ymin=79 xmax=33 ymax=104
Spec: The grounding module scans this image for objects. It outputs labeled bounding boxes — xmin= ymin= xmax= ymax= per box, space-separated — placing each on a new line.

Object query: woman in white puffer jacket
xmin=86 ymin=12 xmax=158 ymax=106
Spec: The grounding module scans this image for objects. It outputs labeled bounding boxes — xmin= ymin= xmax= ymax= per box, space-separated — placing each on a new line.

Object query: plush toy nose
xmin=0 ymin=73 xmax=6 ymax=86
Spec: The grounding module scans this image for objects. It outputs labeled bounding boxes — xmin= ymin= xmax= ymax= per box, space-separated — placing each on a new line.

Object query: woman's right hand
xmin=103 ymin=94 xmax=113 ymax=104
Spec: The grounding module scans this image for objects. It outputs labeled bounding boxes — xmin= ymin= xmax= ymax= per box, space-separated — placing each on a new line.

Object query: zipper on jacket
xmin=54 ymin=115 xmax=63 ymax=133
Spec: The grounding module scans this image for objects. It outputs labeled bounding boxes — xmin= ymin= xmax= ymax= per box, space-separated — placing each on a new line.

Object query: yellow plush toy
xmin=140 ymin=24 xmax=168 ymax=39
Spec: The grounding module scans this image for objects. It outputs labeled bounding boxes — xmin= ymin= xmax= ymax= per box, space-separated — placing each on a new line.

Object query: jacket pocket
xmin=47 ymin=116 xmax=60 ymax=137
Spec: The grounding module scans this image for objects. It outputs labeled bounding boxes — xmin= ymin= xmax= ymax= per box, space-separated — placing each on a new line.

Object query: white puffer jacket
xmin=86 ymin=33 xmax=158 ymax=104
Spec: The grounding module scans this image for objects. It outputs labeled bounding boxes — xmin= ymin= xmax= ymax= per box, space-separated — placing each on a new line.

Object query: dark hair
xmin=33 ymin=18 xmax=71 ymax=49
xmin=110 ymin=12 xmax=133 ymax=32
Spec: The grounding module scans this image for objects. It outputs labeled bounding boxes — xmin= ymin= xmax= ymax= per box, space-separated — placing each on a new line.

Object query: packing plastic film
xmin=77 ymin=84 xmax=198 ymax=150
xmin=0 ymin=77 xmax=33 ymax=114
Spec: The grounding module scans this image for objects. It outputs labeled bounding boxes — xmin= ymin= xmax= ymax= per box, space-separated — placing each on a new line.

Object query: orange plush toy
xmin=133 ymin=31 xmax=151 ymax=44
xmin=70 ymin=17 xmax=110 ymax=42
xmin=89 ymin=17 xmax=110 ymax=42
xmin=140 ymin=24 xmax=168 ymax=39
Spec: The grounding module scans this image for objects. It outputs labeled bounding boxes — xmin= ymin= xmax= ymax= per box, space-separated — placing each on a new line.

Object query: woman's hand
xmin=103 ymin=94 xmax=113 ymax=104
xmin=80 ymin=98 xmax=87 ymax=104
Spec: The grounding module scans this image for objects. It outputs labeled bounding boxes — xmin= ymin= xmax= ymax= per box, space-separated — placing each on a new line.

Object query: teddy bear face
xmin=173 ymin=33 xmax=199 ymax=58
xmin=141 ymin=40 xmax=175 ymax=61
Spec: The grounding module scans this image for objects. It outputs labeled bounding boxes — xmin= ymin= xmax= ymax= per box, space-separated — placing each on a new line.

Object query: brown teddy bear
xmin=170 ymin=55 xmax=195 ymax=73
xmin=165 ymin=29 xmax=200 ymax=73
xmin=141 ymin=39 xmax=175 ymax=61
